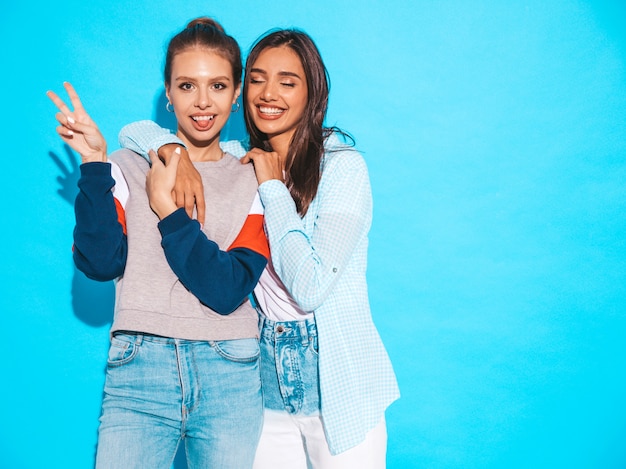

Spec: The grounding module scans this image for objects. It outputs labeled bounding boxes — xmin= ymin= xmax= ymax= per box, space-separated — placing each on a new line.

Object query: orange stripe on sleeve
xmin=228 ymin=214 xmax=269 ymax=259
xmin=114 ymin=198 xmax=127 ymax=235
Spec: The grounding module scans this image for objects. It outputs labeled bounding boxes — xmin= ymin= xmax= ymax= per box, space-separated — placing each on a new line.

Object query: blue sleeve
xmin=258 ymin=148 xmax=372 ymax=312
xmin=158 ymin=208 xmax=267 ymax=315
xmin=118 ymin=120 xmax=184 ymax=161
xmin=73 ymin=162 xmax=127 ymax=281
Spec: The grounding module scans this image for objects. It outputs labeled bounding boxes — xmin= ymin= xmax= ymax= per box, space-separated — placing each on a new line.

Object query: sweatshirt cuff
xmin=157 ymin=207 xmax=196 ymax=236
xmin=78 ymin=162 xmax=115 ymax=192
xmin=80 ymin=161 xmax=111 ymax=176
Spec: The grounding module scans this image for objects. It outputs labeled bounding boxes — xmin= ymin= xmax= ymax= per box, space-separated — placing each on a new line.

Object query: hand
xmin=46 ymin=82 xmax=107 ymax=164
xmin=146 ymin=148 xmax=180 ymax=220
xmin=240 ymin=148 xmax=285 ymax=185
xmin=158 ymin=144 xmax=206 ymax=226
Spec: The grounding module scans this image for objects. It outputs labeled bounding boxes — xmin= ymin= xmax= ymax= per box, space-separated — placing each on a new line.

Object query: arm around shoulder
xmin=118 ymin=120 xmax=184 ymax=161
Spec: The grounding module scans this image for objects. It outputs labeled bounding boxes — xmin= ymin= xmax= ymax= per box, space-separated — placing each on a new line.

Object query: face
xmin=246 ymin=46 xmax=308 ymax=145
xmin=166 ymin=47 xmax=240 ymax=148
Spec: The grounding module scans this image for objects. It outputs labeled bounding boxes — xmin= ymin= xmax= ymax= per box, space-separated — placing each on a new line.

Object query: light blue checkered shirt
xmin=118 ymin=122 xmax=400 ymax=454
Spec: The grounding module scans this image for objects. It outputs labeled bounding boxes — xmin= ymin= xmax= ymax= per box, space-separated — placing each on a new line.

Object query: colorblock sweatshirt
xmin=73 ymin=149 xmax=269 ymax=341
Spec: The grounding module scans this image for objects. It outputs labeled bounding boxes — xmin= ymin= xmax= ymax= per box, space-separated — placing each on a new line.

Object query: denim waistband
xmin=112 ymin=331 xmax=209 ymax=345
xmin=259 ymin=316 xmax=317 ymax=342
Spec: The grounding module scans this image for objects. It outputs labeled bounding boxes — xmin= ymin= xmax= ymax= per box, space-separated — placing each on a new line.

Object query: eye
xmin=249 ymin=76 xmax=264 ymax=84
xmin=179 ymin=82 xmax=194 ymax=91
xmin=212 ymin=82 xmax=227 ymax=91
xmin=281 ymin=82 xmax=296 ymax=88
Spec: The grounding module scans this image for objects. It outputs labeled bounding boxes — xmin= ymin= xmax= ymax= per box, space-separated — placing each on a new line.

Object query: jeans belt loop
xmin=298 ymin=321 xmax=307 ymax=346
xmin=134 ymin=333 xmax=144 ymax=346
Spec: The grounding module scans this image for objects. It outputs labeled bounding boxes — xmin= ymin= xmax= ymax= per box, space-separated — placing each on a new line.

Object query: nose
xmin=196 ymin=88 xmax=212 ymax=108
xmin=261 ymin=80 xmax=277 ymax=102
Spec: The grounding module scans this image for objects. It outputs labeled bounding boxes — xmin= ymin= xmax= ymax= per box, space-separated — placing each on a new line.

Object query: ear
xmin=233 ymin=84 xmax=241 ymax=104
xmin=165 ymin=83 xmax=171 ymax=104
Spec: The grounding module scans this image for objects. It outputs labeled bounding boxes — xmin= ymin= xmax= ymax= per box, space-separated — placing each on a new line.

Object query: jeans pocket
xmin=107 ymin=333 xmax=139 ymax=367
xmin=211 ymin=338 xmax=260 ymax=363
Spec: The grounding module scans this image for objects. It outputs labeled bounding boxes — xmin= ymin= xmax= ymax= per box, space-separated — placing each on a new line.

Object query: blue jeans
xmin=95 ymin=332 xmax=263 ymax=469
xmin=259 ymin=316 xmax=320 ymax=415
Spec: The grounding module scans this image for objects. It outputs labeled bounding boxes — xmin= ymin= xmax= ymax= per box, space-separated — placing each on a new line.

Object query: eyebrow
xmin=250 ymin=68 xmax=302 ymax=80
xmin=174 ymin=75 xmax=232 ymax=82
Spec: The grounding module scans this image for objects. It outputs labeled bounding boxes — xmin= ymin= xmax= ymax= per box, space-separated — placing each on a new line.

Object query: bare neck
xmin=177 ymin=132 xmax=224 ymax=162
xmin=267 ymin=132 xmax=292 ymax=165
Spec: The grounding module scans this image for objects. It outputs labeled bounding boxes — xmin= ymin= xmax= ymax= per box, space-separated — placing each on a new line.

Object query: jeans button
xmin=276 ymin=325 xmax=284 ymax=333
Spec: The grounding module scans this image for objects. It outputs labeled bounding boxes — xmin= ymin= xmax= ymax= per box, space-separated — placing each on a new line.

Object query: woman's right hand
xmin=146 ymin=148 xmax=181 ymax=220
xmin=47 ymin=82 xmax=107 ymax=164
xmin=240 ymin=147 xmax=285 ymax=185
xmin=158 ymin=144 xmax=206 ymax=226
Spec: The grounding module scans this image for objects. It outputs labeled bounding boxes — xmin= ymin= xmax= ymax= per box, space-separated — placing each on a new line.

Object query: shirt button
xmin=332 ymin=267 xmax=338 ymax=273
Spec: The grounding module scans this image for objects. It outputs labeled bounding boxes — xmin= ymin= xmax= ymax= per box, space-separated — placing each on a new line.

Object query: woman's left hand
xmin=146 ymin=148 xmax=180 ymax=220
xmin=241 ymin=148 xmax=285 ymax=185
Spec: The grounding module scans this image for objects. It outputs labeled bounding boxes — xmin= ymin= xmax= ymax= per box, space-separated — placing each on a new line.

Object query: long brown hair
xmin=243 ymin=29 xmax=334 ymax=215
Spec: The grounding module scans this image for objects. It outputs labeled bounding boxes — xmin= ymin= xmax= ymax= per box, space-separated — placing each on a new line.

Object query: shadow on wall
xmin=153 ymin=89 xmax=248 ymax=142
xmin=49 ymin=145 xmax=115 ymax=328
xmin=173 ymin=446 xmax=187 ymax=469
xmin=72 ymin=268 xmax=115 ymax=326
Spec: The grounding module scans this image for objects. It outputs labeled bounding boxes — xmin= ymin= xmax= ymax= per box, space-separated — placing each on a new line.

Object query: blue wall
xmin=2 ymin=1 xmax=625 ymax=467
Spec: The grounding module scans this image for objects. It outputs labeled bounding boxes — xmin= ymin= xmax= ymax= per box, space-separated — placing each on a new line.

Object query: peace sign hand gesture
xmin=47 ymin=82 xmax=107 ymax=164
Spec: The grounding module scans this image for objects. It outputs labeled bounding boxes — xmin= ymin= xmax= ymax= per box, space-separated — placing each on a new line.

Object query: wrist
xmin=81 ymin=150 xmax=108 ymax=164
xmin=150 ymin=196 xmax=178 ymax=220
xmin=159 ymin=144 xmax=185 ymax=164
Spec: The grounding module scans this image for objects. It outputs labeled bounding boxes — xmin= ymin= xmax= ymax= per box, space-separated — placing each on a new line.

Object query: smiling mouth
xmin=258 ymin=106 xmax=285 ymax=116
xmin=192 ymin=115 xmax=215 ymax=122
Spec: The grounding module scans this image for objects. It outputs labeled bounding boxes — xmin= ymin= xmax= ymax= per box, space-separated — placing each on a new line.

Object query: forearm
xmin=118 ymin=120 xmax=184 ymax=160
xmin=119 ymin=120 xmax=205 ymax=223
xmin=158 ymin=209 xmax=267 ymax=315
xmin=259 ymin=158 xmax=371 ymax=311
xmin=73 ymin=162 xmax=127 ymax=280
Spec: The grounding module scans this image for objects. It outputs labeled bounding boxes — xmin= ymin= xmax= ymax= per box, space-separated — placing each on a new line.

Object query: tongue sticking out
xmin=193 ymin=116 xmax=213 ymax=130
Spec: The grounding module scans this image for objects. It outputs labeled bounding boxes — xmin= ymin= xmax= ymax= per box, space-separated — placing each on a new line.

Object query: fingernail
xmin=67 ymin=130 xmax=74 ymax=136
xmin=174 ymin=147 xmax=181 ymax=154
xmin=67 ymin=116 xmax=75 ymax=124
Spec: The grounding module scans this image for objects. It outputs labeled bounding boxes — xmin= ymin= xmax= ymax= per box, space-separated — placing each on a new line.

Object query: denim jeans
xmin=95 ymin=332 xmax=263 ymax=469
xmin=259 ymin=316 xmax=320 ymax=415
